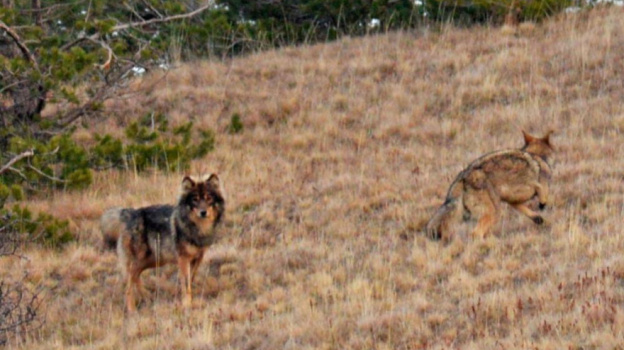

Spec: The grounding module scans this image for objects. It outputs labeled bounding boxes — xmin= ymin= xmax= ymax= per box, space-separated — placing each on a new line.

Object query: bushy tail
xmin=100 ymin=207 xmax=125 ymax=250
xmin=425 ymin=180 xmax=464 ymax=240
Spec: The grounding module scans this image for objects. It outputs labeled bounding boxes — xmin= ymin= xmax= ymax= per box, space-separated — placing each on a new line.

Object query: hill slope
xmin=4 ymin=7 xmax=624 ymax=349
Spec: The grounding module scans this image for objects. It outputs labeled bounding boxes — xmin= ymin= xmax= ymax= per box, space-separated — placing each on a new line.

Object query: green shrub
xmin=228 ymin=113 xmax=244 ymax=134
xmin=7 ymin=206 xmax=72 ymax=249
xmin=424 ymin=0 xmax=574 ymax=25
xmin=93 ymin=114 xmax=215 ymax=173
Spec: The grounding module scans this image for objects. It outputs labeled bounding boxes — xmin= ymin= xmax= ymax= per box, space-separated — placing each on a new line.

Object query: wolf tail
xmin=425 ymin=180 xmax=464 ymax=240
xmin=100 ymin=207 xmax=126 ymax=250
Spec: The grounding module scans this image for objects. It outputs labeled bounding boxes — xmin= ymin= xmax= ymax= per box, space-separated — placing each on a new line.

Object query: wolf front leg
xmin=190 ymin=253 xmax=205 ymax=283
xmin=533 ymin=180 xmax=549 ymax=210
xmin=178 ymin=256 xmax=193 ymax=308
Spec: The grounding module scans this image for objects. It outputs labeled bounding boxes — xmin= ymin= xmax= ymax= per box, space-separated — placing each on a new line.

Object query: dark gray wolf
xmin=102 ymin=174 xmax=225 ymax=312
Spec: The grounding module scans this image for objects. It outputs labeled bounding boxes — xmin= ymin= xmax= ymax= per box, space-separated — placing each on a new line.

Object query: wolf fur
xmin=100 ymin=207 xmax=130 ymax=250
xmin=426 ymin=131 xmax=554 ymax=240
xmin=112 ymin=174 xmax=225 ymax=312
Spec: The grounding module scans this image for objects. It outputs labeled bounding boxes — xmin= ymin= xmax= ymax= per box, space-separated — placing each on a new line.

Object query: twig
xmin=59 ymin=36 xmax=88 ymax=51
xmin=0 ymin=150 xmax=34 ymax=175
xmin=81 ymin=3 xmax=213 ymax=43
xmin=111 ymin=3 xmax=212 ymax=32
xmin=85 ymin=37 xmax=114 ymax=70
xmin=60 ymin=2 xmax=212 ymax=52
xmin=56 ymin=60 xmax=135 ymax=127
xmin=26 ymin=165 xmax=67 ymax=183
xmin=17 ymin=2 xmax=82 ymax=14
xmin=84 ymin=0 xmax=92 ymax=24
xmin=0 ymin=21 xmax=39 ymax=71
xmin=140 ymin=0 xmax=165 ymax=19
xmin=124 ymin=2 xmax=145 ymax=21
xmin=0 ymin=80 xmax=29 ymax=94
xmin=7 ymin=167 xmax=28 ymax=180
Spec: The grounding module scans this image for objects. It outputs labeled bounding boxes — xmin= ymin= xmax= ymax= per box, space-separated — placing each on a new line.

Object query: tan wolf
xmin=108 ymin=174 xmax=225 ymax=312
xmin=425 ymin=131 xmax=554 ymax=240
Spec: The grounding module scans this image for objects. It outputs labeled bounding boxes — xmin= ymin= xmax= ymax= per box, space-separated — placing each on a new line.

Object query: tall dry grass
xmin=3 ymin=7 xmax=624 ymax=349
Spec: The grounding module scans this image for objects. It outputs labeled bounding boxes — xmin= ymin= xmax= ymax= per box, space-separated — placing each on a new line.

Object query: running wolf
xmin=109 ymin=174 xmax=225 ymax=312
xmin=425 ymin=131 xmax=554 ymax=240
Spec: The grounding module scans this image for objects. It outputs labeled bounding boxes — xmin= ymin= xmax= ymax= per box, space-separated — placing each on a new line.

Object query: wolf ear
xmin=205 ymin=173 xmax=226 ymax=199
xmin=542 ymin=130 xmax=554 ymax=146
xmin=181 ymin=176 xmax=195 ymax=193
xmin=522 ymin=130 xmax=536 ymax=145
xmin=205 ymin=173 xmax=220 ymax=189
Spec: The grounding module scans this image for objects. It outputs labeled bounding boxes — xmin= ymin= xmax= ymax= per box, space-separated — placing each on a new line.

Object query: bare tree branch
xmin=85 ymin=37 xmax=114 ymax=70
xmin=59 ymin=36 xmax=88 ymax=51
xmin=6 ymin=167 xmax=28 ymax=180
xmin=26 ymin=165 xmax=67 ymax=183
xmin=0 ymin=278 xmax=44 ymax=346
xmin=57 ymin=87 xmax=109 ymax=127
xmin=80 ymin=2 xmax=213 ymax=43
xmin=3 ymin=2 xmax=215 ymax=133
xmin=111 ymin=3 xmax=212 ymax=32
xmin=58 ymin=62 xmax=135 ymax=127
xmin=0 ymin=20 xmax=46 ymax=127
xmin=0 ymin=20 xmax=39 ymax=71
xmin=0 ymin=150 xmax=34 ymax=175
xmin=17 ymin=2 xmax=83 ymax=14
xmin=124 ymin=2 xmax=147 ymax=22
xmin=31 ymin=0 xmax=42 ymax=27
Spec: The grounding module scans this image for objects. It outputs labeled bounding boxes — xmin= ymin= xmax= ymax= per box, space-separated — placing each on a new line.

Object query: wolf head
xmin=521 ymin=130 xmax=554 ymax=161
xmin=179 ymin=174 xmax=225 ymax=228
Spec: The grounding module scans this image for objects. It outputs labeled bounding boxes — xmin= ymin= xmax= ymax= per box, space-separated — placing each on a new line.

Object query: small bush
xmin=424 ymin=0 xmax=574 ymax=25
xmin=94 ymin=114 xmax=215 ymax=173
xmin=7 ymin=206 xmax=72 ymax=249
xmin=228 ymin=113 xmax=244 ymax=134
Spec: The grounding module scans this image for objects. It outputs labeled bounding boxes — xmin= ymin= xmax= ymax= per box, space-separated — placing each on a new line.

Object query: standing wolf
xmin=426 ymin=131 xmax=554 ymax=240
xmin=101 ymin=174 xmax=225 ymax=312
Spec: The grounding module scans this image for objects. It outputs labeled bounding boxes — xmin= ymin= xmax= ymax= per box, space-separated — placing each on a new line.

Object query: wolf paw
xmin=538 ymin=202 xmax=547 ymax=211
xmin=427 ymin=229 xmax=442 ymax=241
xmin=533 ymin=216 xmax=544 ymax=225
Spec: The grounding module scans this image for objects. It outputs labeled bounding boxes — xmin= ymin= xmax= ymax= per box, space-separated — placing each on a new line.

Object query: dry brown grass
xmin=4 ymin=7 xmax=624 ymax=349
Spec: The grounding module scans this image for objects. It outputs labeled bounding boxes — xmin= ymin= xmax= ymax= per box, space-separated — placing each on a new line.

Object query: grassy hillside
xmin=4 ymin=7 xmax=624 ymax=349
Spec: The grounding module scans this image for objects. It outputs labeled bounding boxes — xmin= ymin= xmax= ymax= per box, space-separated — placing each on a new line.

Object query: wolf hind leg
xmin=465 ymin=179 xmax=500 ymax=240
xmin=512 ymin=203 xmax=544 ymax=224
xmin=118 ymin=234 xmax=141 ymax=313
xmin=125 ymin=267 xmax=144 ymax=313
xmin=471 ymin=213 xmax=498 ymax=239
xmin=425 ymin=199 xmax=457 ymax=241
